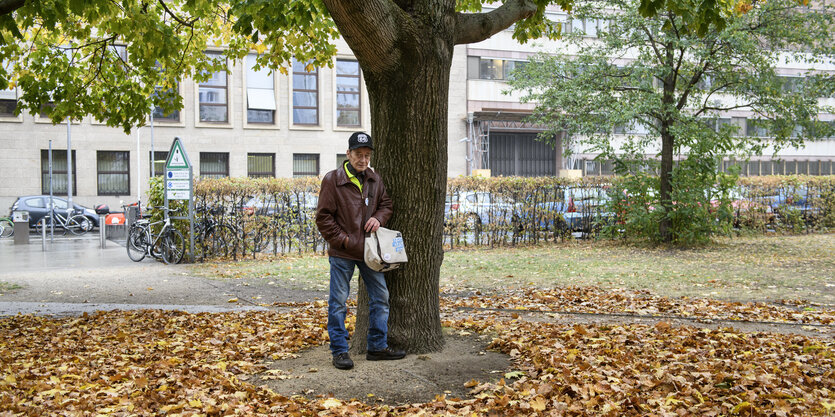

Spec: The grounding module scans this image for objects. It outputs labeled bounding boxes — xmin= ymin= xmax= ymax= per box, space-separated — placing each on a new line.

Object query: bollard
xmin=99 ymin=215 xmax=106 ymax=249
xmin=41 ymin=218 xmax=46 ymax=251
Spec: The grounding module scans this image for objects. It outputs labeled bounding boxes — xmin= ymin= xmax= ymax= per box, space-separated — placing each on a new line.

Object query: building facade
xmin=2 ymin=14 xmax=834 ymax=211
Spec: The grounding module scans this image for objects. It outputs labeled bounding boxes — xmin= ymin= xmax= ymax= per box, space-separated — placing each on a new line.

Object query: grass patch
xmin=0 ymin=281 xmax=22 ymax=293
xmin=193 ymin=233 xmax=835 ymax=305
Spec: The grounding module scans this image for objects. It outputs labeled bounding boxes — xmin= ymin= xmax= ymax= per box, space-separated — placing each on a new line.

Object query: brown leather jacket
xmin=316 ymin=165 xmax=393 ymax=261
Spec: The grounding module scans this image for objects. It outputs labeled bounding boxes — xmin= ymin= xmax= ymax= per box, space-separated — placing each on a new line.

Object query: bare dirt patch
xmin=256 ymin=332 xmax=511 ymax=405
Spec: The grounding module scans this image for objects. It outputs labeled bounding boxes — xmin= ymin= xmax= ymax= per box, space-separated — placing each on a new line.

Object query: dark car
xmin=10 ymin=196 xmax=100 ymax=229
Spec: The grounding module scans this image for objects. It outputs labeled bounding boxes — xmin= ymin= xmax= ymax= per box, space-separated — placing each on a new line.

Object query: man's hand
xmin=364 ymin=217 xmax=381 ymax=232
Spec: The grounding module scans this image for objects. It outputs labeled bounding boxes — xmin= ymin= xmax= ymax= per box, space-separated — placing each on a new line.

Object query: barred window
xmin=293 ymin=154 xmax=319 ymax=177
xmin=247 ymin=153 xmax=275 ymax=178
xmin=97 ymin=151 xmax=130 ymax=196
xmin=41 ymin=150 xmax=77 ymax=195
xmin=200 ymin=152 xmax=229 ymax=178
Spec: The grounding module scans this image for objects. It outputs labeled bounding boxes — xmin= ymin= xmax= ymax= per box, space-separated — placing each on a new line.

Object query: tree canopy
xmin=0 ymin=0 xmax=746 ymax=132
xmin=508 ymin=0 xmax=835 ymax=242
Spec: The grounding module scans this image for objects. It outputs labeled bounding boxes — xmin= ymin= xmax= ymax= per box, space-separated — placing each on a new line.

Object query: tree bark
xmin=658 ymin=48 xmax=676 ymax=242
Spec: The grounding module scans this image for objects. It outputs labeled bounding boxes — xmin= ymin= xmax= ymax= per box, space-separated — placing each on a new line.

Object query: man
xmin=315 ymin=131 xmax=406 ymax=370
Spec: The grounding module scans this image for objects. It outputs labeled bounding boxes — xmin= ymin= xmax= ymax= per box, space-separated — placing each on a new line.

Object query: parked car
xmin=444 ymin=191 xmax=519 ymax=231
xmin=9 ymin=195 xmax=100 ymax=229
xmin=517 ymin=187 xmax=613 ymax=233
xmin=241 ymin=194 xmax=319 ymax=218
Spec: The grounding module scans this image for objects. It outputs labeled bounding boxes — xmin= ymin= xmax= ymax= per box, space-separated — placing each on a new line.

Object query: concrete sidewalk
xmin=0 ymin=233 xmax=323 ymax=316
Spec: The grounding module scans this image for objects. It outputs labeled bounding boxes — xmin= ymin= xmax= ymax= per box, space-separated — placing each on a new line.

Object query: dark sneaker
xmin=333 ymin=352 xmax=354 ymax=370
xmin=366 ymin=347 xmax=406 ymax=361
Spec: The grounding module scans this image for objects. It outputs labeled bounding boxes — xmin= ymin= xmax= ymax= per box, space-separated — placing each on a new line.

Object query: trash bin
xmin=12 ymin=210 xmax=29 ymax=245
xmin=105 ymin=213 xmax=127 ymax=240
xmin=125 ymin=205 xmax=139 ymax=229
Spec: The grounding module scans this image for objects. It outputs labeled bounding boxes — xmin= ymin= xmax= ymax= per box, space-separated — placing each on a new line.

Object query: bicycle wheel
xmin=66 ymin=215 xmax=89 ymax=236
xmin=126 ymin=225 xmax=147 ymax=262
xmin=35 ymin=216 xmax=60 ymax=235
xmin=161 ymin=228 xmax=185 ymax=265
xmin=0 ymin=218 xmax=13 ymax=238
xmin=207 ymin=224 xmax=234 ymax=258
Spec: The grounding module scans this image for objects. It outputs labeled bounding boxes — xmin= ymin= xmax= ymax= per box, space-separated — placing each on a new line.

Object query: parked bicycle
xmin=35 ymin=208 xmax=90 ymax=236
xmin=126 ymin=207 xmax=185 ymax=264
xmin=193 ymin=204 xmax=235 ymax=261
xmin=0 ymin=216 xmax=13 ymax=238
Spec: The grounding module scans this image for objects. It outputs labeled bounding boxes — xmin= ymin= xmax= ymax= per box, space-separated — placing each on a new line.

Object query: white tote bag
xmin=364 ymin=227 xmax=408 ymax=272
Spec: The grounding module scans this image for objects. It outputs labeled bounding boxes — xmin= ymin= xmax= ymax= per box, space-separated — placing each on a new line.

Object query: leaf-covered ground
xmin=1 ymin=287 xmax=833 ymax=416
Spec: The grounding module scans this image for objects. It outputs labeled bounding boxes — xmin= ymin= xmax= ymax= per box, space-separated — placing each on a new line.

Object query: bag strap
xmin=364 ymin=177 xmax=376 ymax=238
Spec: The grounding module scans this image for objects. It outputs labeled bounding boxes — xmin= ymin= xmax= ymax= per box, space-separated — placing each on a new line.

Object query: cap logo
xmin=357 ymin=134 xmax=368 ymax=143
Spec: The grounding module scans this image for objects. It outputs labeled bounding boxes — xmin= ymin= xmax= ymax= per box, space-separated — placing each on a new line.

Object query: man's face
xmin=347 ymin=147 xmax=372 ymax=172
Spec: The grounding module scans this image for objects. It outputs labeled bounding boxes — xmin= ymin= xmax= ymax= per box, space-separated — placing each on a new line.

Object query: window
xmin=246 ymin=54 xmax=276 ymax=124
xmin=40 ymin=149 xmax=77 ymax=195
xmin=779 ymin=76 xmax=804 ymax=93
xmin=26 ymin=197 xmax=46 ymax=208
xmin=292 ymin=59 xmax=319 ymax=125
xmin=479 ymin=59 xmax=504 ymax=80
xmin=97 ymin=151 xmax=130 ymax=195
xmin=746 ymin=119 xmax=770 ymax=137
xmin=152 ymin=84 xmax=181 ymax=122
xmin=293 ymin=154 xmax=319 ymax=177
xmin=470 ymin=58 xmax=529 ymax=80
xmin=200 ymin=152 xmax=229 ymax=178
xmin=247 ymin=153 xmax=275 ymax=178
xmin=1 ymin=60 xmax=17 ymax=117
xmin=39 ymin=102 xmax=55 ymax=119
xmin=199 ymin=52 xmax=228 ymax=123
xmin=336 ymin=59 xmax=361 ymax=127
xmin=336 ymin=153 xmax=348 ymax=169
xmin=150 ymin=151 xmax=168 ymax=177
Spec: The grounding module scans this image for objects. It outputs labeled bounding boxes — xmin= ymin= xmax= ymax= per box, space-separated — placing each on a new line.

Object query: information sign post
xmin=163 ymin=137 xmax=195 ymax=262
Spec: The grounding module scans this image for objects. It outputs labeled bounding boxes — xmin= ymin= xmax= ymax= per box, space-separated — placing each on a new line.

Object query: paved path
xmin=0 ymin=233 xmax=323 ymax=316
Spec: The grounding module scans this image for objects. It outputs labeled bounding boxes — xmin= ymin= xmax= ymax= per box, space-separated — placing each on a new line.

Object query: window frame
xmin=152 ymin=82 xmax=183 ymax=124
xmin=196 ymin=51 xmax=231 ymax=126
xmin=335 ymin=58 xmax=362 ymax=128
xmin=40 ymin=149 xmax=78 ymax=196
xmin=244 ymin=53 xmax=278 ymax=127
xmin=96 ymin=150 xmax=131 ymax=196
xmin=290 ymin=59 xmax=320 ymax=128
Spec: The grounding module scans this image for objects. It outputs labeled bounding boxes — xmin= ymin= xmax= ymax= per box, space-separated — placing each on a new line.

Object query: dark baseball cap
xmin=348 ymin=131 xmax=373 ymax=150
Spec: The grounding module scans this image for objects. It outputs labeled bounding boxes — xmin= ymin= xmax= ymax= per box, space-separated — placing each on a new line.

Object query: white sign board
xmin=167 ymin=170 xmax=189 ymax=179
xmin=167 ymin=190 xmax=191 ymax=200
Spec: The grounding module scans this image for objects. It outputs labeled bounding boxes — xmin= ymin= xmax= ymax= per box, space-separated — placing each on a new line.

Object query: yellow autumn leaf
xmin=530 ymin=396 xmax=547 ymax=411
xmin=189 ymin=399 xmax=203 ymax=408
xmin=253 ymin=44 xmax=266 ymax=54
xmin=322 ymin=398 xmax=342 ymax=409
xmin=228 ymin=298 xmax=238 ymax=303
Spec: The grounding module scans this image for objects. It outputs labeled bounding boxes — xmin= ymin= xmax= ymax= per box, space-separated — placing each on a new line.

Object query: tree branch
xmin=454 ymin=0 xmax=538 ymax=45
xmin=321 ymin=0 xmax=402 ymax=73
xmin=0 ymin=0 xmax=27 ymax=16
xmin=157 ymin=0 xmax=197 ymax=27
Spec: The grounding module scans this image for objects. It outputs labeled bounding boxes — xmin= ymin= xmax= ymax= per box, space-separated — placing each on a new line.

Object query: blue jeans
xmin=327 ymin=256 xmax=390 ymax=355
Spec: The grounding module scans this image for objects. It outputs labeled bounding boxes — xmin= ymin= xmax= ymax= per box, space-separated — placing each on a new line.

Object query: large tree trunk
xmin=344 ymin=13 xmax=453 ymax=355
